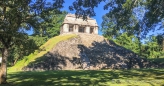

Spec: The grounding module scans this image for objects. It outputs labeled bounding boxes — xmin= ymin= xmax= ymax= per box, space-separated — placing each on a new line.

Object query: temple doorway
xmin=90 ymin=27 xmax=94 ymax=34
xmin=79 ymin=27 xmax=85 ymax=33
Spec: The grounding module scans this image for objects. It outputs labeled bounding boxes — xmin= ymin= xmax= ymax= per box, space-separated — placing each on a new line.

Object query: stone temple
xmin=60 ymin=14 xmax=98 ymax=34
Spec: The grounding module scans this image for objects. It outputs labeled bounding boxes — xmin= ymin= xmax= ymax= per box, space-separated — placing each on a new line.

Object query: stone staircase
xmin=80 ymin=52 xmax=90 ymax=70
xmin=78 ymin=33 xmax=105 ymax=47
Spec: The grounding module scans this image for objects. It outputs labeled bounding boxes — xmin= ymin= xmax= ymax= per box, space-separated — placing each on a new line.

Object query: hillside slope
xmin=19 ymin=33 xmax=158 ymax=71
xmin=9 ymin=34 xmax=77 ymax=71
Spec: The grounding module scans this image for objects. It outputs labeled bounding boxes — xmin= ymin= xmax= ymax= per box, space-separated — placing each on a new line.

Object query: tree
xmin=69 ymin=0 xmax=164 ymax=29
xmin=0 ymin=0 xmax=63 ymax=84
xmin=156 ymin=34 xmax=164 ymax=51
xmin=8 ymin=9 xmax=67 ymax=66
xmin=143 ymin=36 xmax=162 ymax=58
xmin=101 ymin=15 xmax=120 ymax=39
xmin=44 ymin=11 xmax=67 ymax=38
xmin=112 ymin=32 xmax=163 ymax=58
xmin=8 ymin=36 xmax=48 ymax=66
xmin=69 ymin=1 xmax=164 ymax=42
xmin=113 ymin=32 xmax=140 ymax=54
xmin=69 ymin=0 xmax=105 ymax=18
xmin=96 ymin=0 xmax=164 ymax=56
xmin=100 ymin=0 xmax=144 ymax=56
xmin=32 ymin=11 xmax=67 ymax=38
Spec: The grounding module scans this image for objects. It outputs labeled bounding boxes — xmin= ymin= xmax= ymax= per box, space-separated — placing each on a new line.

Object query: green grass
xmin=8 ymin=34 xmax=77 ymax=72
xmin=148 ymin=58 xmax=164 ymax=64
xmin=1 ymin=69 xmax=164 ymax=86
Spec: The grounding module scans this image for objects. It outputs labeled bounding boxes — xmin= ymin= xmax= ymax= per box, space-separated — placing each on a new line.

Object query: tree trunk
xmin=0 ymin=48 xmax=8 ymax=84
xmin=138 ymin=37 xmax=141 ymax=56
xmin=13 ymin=57 xmax=19 ymax=66
xmin=162 ymin=39 xmax=164 ymax=51
xmin=137 ymin=32 xmax=141 ymax=56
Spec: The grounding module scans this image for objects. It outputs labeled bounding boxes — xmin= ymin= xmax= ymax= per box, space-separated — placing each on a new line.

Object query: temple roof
xmin=62 ymin=14 xmax=98 ymax=27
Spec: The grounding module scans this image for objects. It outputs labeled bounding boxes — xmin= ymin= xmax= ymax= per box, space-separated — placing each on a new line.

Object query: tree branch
xmin=134 ymin=0 xmax=138 ymax=6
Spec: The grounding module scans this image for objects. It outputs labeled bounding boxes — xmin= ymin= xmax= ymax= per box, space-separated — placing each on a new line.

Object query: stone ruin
xmin=60 ymin=14 xmax=98 ymax=34
xmin=22 ymin=33 xmax=161 ymax=71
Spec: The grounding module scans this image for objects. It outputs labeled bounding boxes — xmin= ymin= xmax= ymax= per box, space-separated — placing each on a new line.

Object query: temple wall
xmin=74 ymin=25 xmax=79 ymax=32
xmin=60 ymin=14 xmax=99 ymax=35
xmin=61 ymin=24 xmax=98 ymax=34
xmin=60 ymin=26 xmax=63 ymax=34
xmin=63 ymin=24 xmax=69 ymax=33
xmin=94 ymin=27 xmax=98 ymax=34
xmin=85 ymin=26 xmax=90 ymax=34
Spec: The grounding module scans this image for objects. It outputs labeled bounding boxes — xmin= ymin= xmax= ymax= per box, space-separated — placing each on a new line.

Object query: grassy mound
xmin=9 ymin=34 xmax=77 ymax=72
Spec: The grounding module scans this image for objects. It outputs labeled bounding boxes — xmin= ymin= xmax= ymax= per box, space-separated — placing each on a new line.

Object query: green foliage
xmin=44 ymin=11 xmax=67 ymax=38
xmin=0 ymin=0 xmax=65 ymax=68
xmin=0 ymin=1 xmax=64 ymax=83
xmin=0 ymin=0 xmax=63 ymax=50
xmin=8 ymin=36 xmax=48 ymax=65
xmin=28 ymin=36 xmax=48 ymax=47
xmin=69 ymin=0 xmax=104 ymax=17
xmin=32 ymin=11 xmax=67 ymax=38
xmin=113 ymin=32 xmax=140 ymax=54
xmin=111 ymin=32 xmax=164 ymax=58
xmin=99 ymin=0 xmax=164 ymax=57
xmin=144 ymin=0 xmax=164 ymax=29
xmin=5 ymin=6 xmax=66 ymax=66
xmin=8 ymin=9 xmax=67 ymax=65
xmin=142 ymin=36 xmax=163 ymax=58
xmin=69 ymin=0 xmax=164 ymax=35
xmin=156 ymin=34 xmax=164 ymax=51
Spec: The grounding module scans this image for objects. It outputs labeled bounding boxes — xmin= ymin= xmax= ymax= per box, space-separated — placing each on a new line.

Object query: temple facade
xmin=60 ymin=14 xmax=98 ymax=34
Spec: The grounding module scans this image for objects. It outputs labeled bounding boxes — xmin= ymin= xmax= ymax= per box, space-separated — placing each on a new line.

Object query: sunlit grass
xmin=8 ymin=34 xmax=77 ymax=72
xmin=2 ymin=69 xmax=164 ymax=86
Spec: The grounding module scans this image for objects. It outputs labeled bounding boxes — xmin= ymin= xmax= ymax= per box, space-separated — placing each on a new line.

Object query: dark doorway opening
xmin=69 ymin=25 xmax=73 ymax=32
xmin=79 ymin=27 xmax=85 ymax=33
xmin=90 ymin=28 xmax=94 ymax=34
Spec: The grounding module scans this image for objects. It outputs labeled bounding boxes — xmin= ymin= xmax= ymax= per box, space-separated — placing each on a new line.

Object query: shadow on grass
xmin=148 ymin=58 xmax=164 ymax=64
xmin=3 ymin=69 xmax=164 ymax=86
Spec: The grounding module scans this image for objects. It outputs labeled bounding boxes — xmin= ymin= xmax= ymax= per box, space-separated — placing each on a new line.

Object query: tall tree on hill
xmin=144 ymin=36 xmax=161 ymax=58
xmin=101 ymin=0 xmax=146 ymax=56
xmin=114 ymin=32 xmax=140 ymax=54
xmin=32 ymin=11 xmax=67 ymax=37
xmin=156 ymin=34 xmax=164 ymax=51
xmin=0 ymin=0 xmax=63 ymax=84
xmin=45 ymin=11 xmax=67 ymax=38
xmin=96 ymin=0 xmax=164 ymax=56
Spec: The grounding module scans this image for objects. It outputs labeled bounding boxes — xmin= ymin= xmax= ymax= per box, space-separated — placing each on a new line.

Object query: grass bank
xmin=2 ymin=69 xmax=164 ymax=86
xmin=9 ymin=34 xmax=77 ymax=72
